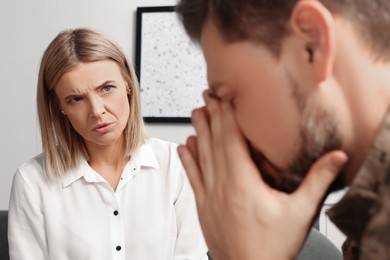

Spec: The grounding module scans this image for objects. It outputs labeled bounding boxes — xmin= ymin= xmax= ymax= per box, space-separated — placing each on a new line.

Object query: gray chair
xmin=297 ymin=228 xmax=343 ymax=260
xmin=207 ymin=228 xmax=342 ymax=260
xmin=0 ymin=211 xmax=9 ymax=260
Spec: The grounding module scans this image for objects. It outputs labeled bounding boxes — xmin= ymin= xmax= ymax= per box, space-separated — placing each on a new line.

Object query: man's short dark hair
xmin=176 ymin=0 xmax=390 ymax=60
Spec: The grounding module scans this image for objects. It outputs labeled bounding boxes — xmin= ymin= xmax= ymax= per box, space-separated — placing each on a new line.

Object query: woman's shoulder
xmin=146 ymin=137 xmax=181 ymax=158
xmin=14 ymin=153 xmax=48 ymax=186
xmin=146 ymin=137 xmax=179 ymax=149
xmin=17 ymin=153 xmax=45 ymax=174
xmin=143 ymin=137 xmax=183 ymax=171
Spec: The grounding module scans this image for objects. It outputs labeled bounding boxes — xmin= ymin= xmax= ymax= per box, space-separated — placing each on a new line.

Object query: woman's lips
xmin=92 ymin=123 xmax=113 ymax=134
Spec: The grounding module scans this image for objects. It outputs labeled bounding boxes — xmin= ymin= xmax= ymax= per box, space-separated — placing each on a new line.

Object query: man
xmin=176 ymin=0 xmax=390 ymax=259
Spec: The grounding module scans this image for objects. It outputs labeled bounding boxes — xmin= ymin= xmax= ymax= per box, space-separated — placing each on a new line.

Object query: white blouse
xmin=8 ymin=138 xmax=208 ymax=260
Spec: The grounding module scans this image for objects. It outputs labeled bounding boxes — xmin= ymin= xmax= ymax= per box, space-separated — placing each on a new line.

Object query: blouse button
xmin=116 ymin=245 xmax=121 ymax=251
xmin=113 ymin=210 xmax=119 ymax=216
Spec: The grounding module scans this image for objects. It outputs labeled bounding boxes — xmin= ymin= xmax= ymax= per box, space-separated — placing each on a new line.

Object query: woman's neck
xmin=84 ymin=136 xmax=130 ymax=191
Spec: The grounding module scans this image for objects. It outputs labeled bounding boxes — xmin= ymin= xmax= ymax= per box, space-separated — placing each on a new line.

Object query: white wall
xmin=0 ymin=0 xmax=196 ymax=210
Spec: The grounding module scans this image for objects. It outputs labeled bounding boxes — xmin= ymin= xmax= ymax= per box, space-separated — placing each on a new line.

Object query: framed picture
xmin=135 ymin=6 xmax=207 ymax=123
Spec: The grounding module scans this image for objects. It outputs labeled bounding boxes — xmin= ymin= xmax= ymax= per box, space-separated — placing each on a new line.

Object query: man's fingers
xmin=220 ymin=101 xmax=251 ymax=159
xmin=191 ymin=108 xmax=215 ymax=190
xmin=220 ymin=101 xmax=264 ymax=175
xmin=178 ymin=144 xmax=205 ymax=203
xmin=294 ymin=151 xmax=348 ymax=212
xmin=204 ymin=91 xmax=229 ymax=181
xmin=186 ymin=135 xmax=199 ymax=164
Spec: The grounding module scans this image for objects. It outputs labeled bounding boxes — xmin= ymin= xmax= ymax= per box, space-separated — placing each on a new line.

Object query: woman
xmin=8 ymin=28 xmax=207 ymax=260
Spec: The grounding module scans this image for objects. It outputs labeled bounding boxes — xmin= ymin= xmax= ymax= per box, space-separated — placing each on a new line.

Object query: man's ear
xmin=289 ymin=0 xmax=335 ymax=83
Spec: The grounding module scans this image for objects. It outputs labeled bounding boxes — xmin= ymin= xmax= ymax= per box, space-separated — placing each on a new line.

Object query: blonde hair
xmin=37 ymin=28 xmax=147 ymax=180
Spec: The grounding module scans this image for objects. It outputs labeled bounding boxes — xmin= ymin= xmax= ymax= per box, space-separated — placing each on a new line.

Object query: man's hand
xmin=177 ymin=92 xmax=347 ymax=260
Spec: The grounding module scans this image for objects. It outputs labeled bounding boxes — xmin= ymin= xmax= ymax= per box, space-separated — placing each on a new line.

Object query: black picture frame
xmin=135 ymin=6 xmax=207 ymax=123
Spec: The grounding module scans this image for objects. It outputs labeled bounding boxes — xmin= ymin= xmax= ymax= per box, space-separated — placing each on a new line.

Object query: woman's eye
xmin=68 ymin=96 xmax=82 ymax=103
xmin=102 ymin=85 xmax=113 ymax=92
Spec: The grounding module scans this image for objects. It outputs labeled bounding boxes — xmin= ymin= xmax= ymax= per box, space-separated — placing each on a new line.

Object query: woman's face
xmin=55 ymin=60 xmax=131 ymax=150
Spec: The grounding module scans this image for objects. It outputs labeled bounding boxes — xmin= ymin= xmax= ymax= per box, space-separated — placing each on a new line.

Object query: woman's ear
xmin=289 ymin=0 xmax=336 ymax=83
xmin=57 ymin=102 xmax=66 ymax=116
xmin=126 ymin=83 xmax=131 ymax=95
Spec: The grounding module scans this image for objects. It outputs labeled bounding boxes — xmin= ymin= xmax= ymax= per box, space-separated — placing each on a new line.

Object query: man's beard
xmin=249 ymin=73 xmax=346 ymax=193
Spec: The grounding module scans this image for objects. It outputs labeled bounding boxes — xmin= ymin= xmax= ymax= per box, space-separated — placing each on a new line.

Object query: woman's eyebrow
xmin=63 ymin=80 xmax=116 ymax=101
xmin=93 ymin=80 xmax=116 ymax=90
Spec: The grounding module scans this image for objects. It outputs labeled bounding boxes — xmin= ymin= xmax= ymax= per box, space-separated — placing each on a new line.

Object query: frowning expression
xmin=55 ymin=60 xmax=130 ymax=149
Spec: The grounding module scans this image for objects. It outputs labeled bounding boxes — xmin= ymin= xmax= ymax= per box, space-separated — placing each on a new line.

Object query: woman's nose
xmin=89 ymin=97 xmax=106 ymax=118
